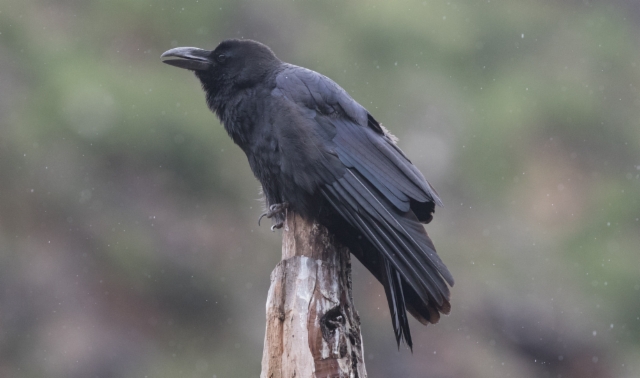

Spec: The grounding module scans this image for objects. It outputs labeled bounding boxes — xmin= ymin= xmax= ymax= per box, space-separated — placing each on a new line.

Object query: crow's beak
xmin=161 ymin=47 xmax=212 ymax=71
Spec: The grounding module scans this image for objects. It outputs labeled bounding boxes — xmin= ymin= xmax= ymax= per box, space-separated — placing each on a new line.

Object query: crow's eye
xmin=216 ymin=54 xmax=227 ymax=63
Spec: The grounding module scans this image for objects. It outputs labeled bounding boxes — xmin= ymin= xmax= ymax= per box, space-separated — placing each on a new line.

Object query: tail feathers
xmin=381 ymin=261 xmax=452 ymax=350
xmin=404 ymin=281 xmax=451 ymax=325
xmin=380 ymin=260 xmax=412 ymax=349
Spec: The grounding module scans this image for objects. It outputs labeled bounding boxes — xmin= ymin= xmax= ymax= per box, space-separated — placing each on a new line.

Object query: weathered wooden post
xmin=260 ymin=211 xmax=367 ymax=378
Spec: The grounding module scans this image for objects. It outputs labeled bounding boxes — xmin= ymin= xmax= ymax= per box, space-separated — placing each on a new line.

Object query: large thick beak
xmin=161 ymin=47 xmax=212 ymax=71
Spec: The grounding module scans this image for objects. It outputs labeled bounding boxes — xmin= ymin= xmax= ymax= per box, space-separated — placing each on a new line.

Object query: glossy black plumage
xmin=161 ymin=39 xmax=453 ymax=349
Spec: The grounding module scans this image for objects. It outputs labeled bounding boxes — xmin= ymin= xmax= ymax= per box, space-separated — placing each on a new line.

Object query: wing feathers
xmin=275 ymin=66 xmax=453 ymax=349
xmin=366 ymin=130 xmax=443 ymax=206
xmin=343 ymin=170 xmax=454 ymax=288
xmin=338 ymin=146 xmax=410 ymax=212
xmin=335 ymin=121 xmax=432 ymax=205
xmin=322 ymin=169 xmax=452 ymax=305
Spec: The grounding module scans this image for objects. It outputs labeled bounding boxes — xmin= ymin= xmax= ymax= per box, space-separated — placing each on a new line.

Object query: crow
xmin=161 ymin=39 xmax=453 ymax=349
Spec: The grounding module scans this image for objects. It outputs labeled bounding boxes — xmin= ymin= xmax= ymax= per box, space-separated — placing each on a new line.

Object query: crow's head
xmin=161 ymin=39 xmax=280 ymax=95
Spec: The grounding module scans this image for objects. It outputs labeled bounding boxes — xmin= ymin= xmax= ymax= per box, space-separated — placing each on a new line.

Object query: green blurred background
xmin=1 ymin=0 xmax=639 ymax=377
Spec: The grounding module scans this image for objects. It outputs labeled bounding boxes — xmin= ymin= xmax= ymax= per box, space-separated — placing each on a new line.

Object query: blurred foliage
xmin=1 ymin=0 xmax=639 ymax=377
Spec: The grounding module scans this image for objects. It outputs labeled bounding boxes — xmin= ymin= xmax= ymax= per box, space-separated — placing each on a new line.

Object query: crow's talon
xmin=258 ymin=202 xmax=289 ymax=228
xmin=269 ymin=203 xmax=289 ymax=213
xmin=258 ymin=212 xmax=268 ymax=226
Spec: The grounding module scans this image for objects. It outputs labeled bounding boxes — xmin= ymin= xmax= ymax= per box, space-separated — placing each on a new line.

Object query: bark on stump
xmin=260 ymin=212 xmax=367 ymax=378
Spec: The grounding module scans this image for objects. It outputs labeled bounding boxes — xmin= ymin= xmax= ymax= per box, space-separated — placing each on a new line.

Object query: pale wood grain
xmin=261 ymin=212 xmax=367 ymax=378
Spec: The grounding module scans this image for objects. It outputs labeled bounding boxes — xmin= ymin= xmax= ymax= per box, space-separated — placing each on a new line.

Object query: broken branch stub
xmin=261 ymin=211 xmax=367 ymax=378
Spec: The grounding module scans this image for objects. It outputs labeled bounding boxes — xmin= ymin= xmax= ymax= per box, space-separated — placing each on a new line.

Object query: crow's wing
xmin=273 ymin=65 xmax=453 ymax=347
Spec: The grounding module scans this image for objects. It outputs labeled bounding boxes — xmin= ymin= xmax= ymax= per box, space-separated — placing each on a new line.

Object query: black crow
xmin=161 ymin=39 xmax=453 ymax=348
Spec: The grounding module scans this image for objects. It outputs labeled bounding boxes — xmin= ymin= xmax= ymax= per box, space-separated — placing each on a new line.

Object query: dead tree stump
xmin=260 ymin=211 xmax=367 ymax=378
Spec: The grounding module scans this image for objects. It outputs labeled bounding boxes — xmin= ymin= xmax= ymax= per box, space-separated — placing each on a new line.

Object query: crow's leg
xmin=258 ymin=202 xmax=289 ymax=231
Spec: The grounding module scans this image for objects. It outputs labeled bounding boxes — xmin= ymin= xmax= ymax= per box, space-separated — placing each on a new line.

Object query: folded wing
xmin=275 ymin=65 xmax=453 ymax=348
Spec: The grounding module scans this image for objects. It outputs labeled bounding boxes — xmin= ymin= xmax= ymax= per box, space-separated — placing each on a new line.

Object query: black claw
xmin=258 ymin=202 xmax=289 ymax=228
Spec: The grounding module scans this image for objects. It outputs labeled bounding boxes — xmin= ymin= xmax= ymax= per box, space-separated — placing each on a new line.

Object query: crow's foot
xmin=258 ymin=202 xmax=289 ymax=231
